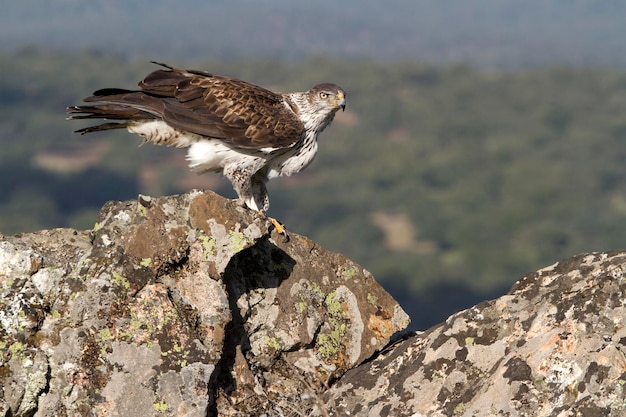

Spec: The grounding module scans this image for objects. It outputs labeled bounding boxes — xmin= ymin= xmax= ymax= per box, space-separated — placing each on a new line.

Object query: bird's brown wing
xmin=81 ymin=63 xmax=305 ymax=149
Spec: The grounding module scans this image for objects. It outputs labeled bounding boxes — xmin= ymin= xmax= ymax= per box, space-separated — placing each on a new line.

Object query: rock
xmin=320 ymin=251 xmax=626 ymax=417
xmin=0 ymin=190 xmax=409 ymax=417
xmin=6 ymin=189 xmax=624 ymax=417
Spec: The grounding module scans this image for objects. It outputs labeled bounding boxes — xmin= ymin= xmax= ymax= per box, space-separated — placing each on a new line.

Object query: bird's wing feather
xmin=76 ymin=64 xmax=305 ymax=149
xmin=139 ymin=66 xmax=305 ymax=148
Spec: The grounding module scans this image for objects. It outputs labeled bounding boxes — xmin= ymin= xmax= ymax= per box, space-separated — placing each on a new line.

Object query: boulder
xmin=0 ymin=190 xmax=409 ymax=417
xmin=4 ymin=189 xmax=625 ymax=416
xmin=320 ymin=251 xmax=626 ymax=416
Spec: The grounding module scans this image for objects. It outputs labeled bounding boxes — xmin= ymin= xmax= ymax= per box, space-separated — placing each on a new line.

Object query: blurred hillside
xmin=2 ymin=0 xmax=626 ymax=67
xmin=3 ymin=50 xmax=626 ymax=329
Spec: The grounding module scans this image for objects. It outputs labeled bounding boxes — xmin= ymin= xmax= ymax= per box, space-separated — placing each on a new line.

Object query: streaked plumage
xmin=67 ymin=62 xmax=345 ymax=213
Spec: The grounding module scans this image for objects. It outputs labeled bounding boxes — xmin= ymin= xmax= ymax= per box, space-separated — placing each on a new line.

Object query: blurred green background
xmin=2 ymin=1 xmax=626 ymax=330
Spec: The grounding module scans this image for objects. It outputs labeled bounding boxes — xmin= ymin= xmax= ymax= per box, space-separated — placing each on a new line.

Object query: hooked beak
xmin=336 ymin=92 xmax=346 ymax=111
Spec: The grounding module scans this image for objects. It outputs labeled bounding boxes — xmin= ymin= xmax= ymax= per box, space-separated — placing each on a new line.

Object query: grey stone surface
xmin=0 ymin=190 xmax=408 ymax=416
xmin=319 ymin=252 xmax=626 ymax=417
xmin=7 ymin=189 xmax=623 ymax=416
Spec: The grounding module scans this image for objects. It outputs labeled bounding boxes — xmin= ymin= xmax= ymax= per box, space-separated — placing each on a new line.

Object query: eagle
xmin=67 ymin=62 xmax=345 ymax=237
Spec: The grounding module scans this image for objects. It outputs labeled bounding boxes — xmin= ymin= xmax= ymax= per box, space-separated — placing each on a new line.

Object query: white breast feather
xmin=266 ymin=129 xmax=317 ymax=179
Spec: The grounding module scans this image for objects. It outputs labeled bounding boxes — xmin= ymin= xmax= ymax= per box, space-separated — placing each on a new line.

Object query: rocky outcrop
xmin=320 ymin=252 xmax=626 ymax=416
xmin=3 ymin=190 xmax=626 ymax=417
xmin=0 ymin=190 xmax=409 ymax=417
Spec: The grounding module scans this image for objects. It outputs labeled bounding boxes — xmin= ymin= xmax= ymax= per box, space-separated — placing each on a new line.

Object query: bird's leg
xmin=225 ymin=166 xmax=258 ymax=208
xmin=251 ymin=174 xmax=289 ymax=242
xmin=250 ymin=174 xmax=270 ymax=212
xmin=227 ymin=167 xmax=289 ymax=242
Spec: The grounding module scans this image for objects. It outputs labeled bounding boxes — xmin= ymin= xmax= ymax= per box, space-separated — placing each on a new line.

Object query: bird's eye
xmin=319 ymin=92 xmax=329 ymax=99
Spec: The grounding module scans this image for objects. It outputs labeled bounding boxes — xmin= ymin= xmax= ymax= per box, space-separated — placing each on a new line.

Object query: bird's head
xmin=309 ymin=83 xmax=346 ymax=113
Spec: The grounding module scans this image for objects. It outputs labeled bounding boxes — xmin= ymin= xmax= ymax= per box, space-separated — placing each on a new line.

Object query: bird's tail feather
xmin=67 ymin=103 xmax=156 ymax=134
xmin=67 ymin=84 xmax=166 ymax=134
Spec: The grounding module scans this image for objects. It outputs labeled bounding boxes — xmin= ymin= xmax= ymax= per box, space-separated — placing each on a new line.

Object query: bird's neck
xmin=286 ymin=92 xmax=337 ymax=134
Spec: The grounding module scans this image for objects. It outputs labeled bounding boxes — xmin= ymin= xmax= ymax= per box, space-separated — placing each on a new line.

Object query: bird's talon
xmin=271 ymin=218 xmax=289 ymax=242
xmin=263 ymin=213 xmax=289 ymax=242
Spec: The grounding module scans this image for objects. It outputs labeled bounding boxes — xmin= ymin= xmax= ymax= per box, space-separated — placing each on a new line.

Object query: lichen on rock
xmin=3 ymin=190 xmax=626 ymax=416
xmin=0 ymin=190 xmax=408 ymax=416
xmin=319 ymin=251 xmax=626 ymax=417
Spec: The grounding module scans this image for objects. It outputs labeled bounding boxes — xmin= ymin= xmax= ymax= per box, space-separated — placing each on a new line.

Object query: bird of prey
xmin=67 ymin=62 xmax=345 ymax=237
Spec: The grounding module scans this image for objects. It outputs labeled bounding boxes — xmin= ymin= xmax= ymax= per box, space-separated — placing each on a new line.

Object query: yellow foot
xmin=270 ymin=217 xmax=290 ymax=242
xmin=261 ymin=211 xmax=289 ymax=242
